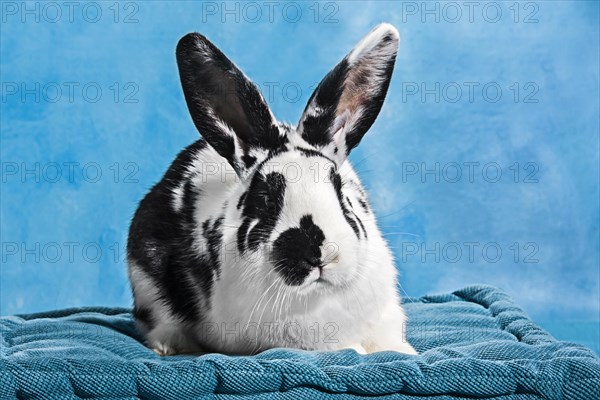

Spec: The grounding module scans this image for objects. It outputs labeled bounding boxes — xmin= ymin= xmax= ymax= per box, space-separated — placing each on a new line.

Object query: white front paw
xmin=344 ymin=343 xmax=367 ymax=354
xmin=151 ymin=342 xmax=176 ymax=356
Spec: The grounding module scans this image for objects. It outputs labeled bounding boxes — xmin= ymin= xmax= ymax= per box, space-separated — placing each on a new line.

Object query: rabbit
xmin=127 ymin=23 xmax=416 ymax=356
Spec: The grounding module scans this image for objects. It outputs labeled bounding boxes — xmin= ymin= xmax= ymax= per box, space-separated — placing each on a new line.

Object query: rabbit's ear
xmin=177 ymin=33 xmax=286 ymax=177
xmin=298 ymin=24 xmax=399 ymax=165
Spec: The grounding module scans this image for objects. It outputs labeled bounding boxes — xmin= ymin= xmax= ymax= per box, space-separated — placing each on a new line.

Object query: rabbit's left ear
xmin=177 ymin=33 xmax=286 ymax=178
xmin=298 ymin=24 xmax=400 ymax=165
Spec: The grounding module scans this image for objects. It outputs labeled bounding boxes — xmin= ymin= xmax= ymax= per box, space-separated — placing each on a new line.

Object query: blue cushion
xmin=1 ymin=285 xmax=598 ymax=399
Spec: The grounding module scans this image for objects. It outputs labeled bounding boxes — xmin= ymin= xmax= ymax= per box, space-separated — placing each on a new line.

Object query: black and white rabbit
xmin=127 ymin=23 xmax=416 ymax=356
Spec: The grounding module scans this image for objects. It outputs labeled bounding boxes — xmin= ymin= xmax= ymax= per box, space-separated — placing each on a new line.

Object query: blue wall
xmin=1 ymin=1 xmax=598 ymax=353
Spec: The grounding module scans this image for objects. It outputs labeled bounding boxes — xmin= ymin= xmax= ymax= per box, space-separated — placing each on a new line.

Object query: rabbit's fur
xmin=128 ymin=23 xmax=416 ymax=356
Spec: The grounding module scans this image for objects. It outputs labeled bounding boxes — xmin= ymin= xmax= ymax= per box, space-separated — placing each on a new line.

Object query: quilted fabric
xmin=1 ymin=285 xmax=598 ymax=399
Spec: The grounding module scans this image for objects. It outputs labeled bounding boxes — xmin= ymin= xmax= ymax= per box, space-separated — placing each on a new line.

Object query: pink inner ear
xmin=331 ymin=110 xmax=350 ymax=146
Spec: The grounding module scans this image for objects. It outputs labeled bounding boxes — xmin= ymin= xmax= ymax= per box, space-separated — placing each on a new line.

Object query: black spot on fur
xmin=237 ymin=170 xmax=287 ymax=253
xmin=358 ymin=198 xmax=369 ymax=213
xmin=242 ymin=154 xmax=257 ymax=168
xmin=210 ymin=135 xmax=237 ymax=168
xmin=380 ymin=33 xmax=394 ymax=44
xmin=296 ymin=147 xmax=335 ymax=164
xmin=237 ymin=218 xmax=251 ymax=253
xmin=133 ymin=305 xmax=153 ymax=330
xmin=237 ymin=192 xmax=247 ymax=210
xmin=346 ymin=196 xmax=354 ymax=209
xmin=272 ymin=215 xmax=326 ymax=285
xmin=128 ymin=139 xmax=223 ymax=324
xmin=245 ymin=172 xmax=287 ymax=251
xmin=345 ymin=196 xmax=366 ymax=237
xmin=202 ymin=216 xmax=224 ymax=279
xmin=256 ymin=129 xmax=288 ymax=152
xmin=354 ymin=212 xmax=367 ymax=239
xmin=330 ymin=168 xmax=360 ymax=238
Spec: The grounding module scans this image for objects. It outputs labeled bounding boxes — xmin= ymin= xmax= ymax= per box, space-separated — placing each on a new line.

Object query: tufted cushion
xmin=1 ymin=285 xmax=598 ymax=399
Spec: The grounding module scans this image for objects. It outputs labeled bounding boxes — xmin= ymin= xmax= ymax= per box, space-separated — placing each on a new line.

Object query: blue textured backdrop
xmin=1 ymin=1 xmax=598 ymax=353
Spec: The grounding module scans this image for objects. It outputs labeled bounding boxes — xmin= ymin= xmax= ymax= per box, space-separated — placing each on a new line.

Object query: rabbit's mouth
xmin=297 ymin=263 xmax=351 ymax=293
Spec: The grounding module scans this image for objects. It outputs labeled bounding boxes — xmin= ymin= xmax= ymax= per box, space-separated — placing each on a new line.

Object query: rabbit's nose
xmin=305 ymin=257 xmax=323 ymax=268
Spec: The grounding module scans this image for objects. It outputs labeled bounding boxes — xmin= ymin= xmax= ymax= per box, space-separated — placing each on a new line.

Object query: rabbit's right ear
xmin=298 ymin=24 xmax=400 ymax=166
xmin=176 ymin=33 xmax=286 ymax=177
